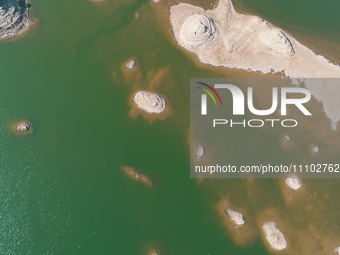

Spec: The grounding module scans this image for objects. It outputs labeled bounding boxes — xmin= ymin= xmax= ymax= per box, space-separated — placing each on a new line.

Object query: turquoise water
xmin=0 ymin=0 xmax=339 ymax=254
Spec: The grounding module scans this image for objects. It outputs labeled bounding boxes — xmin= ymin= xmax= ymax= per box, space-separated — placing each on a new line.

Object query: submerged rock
xmin=224 ymin=208 xmax=245 ymax=228
xmin=262 ymin=222 xmax=287 ymax=251
xmin=285 ymin=175 xmax=302 ymax=190
xmin=0 ymin=0 xmax=31 ymax=40
xmin=133 ymin=91 xmax=166 ymax=114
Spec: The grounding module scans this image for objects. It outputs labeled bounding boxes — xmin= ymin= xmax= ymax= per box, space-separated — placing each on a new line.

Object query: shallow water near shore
xmin=0 ymin=0 xmax=340 ymax=254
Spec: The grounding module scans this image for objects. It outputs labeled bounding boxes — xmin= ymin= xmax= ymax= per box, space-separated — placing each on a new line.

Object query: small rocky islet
xmin=224 ymin=207 xmax=245 ymax=228
xmin=0 ymin=0 xmax=31 ymax=40
xmin=11 ymin=120 xmax=33 ymax=135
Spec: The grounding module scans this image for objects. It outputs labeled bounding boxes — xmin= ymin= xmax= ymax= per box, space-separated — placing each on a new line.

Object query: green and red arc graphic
xmin=196 ymin=82 xmax=223 ymax=106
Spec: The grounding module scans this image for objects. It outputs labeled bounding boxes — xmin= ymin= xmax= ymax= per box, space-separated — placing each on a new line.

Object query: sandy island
xmin=122 ymin=166 xmax=153 ymax=187
xmin=0 ymin=0 xmax=31 ymax=40
xmin=169 ymin=0 xmax=340 ymax=78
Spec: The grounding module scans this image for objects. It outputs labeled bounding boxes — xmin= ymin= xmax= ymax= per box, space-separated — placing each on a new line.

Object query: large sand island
xmin=170 ymin=0 xmax=340 ymax=78
xmin=0 ymin=0 xmax=31 ymax=40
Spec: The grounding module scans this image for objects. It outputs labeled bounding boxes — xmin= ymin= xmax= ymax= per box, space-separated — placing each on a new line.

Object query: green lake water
xmin=0 ymin=0 xmax=339 ymax=254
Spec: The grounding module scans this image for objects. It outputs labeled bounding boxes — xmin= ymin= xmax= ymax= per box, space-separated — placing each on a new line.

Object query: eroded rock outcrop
xmin=0 ymin=0 xmax=31 ymax=40
xmin=133 ymin=91 xmax=166 ymax=114
xmin=224 ymin=208 xmax=245 ymax=228
xmin=179 ymin=14 xmax=217 ymax=49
